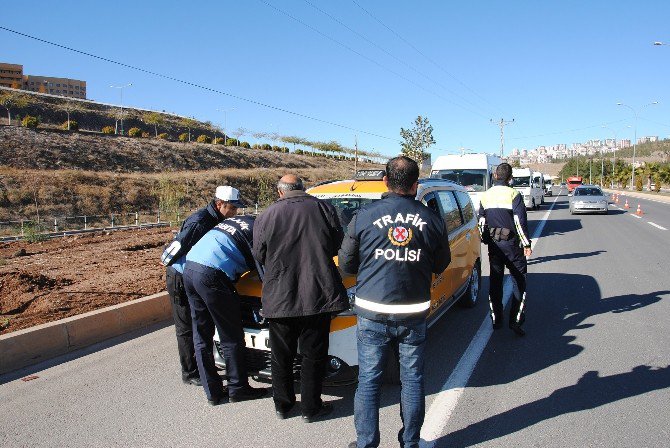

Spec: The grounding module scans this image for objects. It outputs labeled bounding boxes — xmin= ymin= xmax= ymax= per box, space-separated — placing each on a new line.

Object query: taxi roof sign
xmin=354 ymin=169 xmax=385 ymax=180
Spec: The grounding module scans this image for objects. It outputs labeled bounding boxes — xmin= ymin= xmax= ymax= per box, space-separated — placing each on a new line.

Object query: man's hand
xmin=524 ymin=247 xmax=532 ymax=258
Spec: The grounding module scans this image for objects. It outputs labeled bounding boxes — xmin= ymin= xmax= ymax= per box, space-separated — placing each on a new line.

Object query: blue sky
xmin=2 ymin=0 xmax=669 ymax=157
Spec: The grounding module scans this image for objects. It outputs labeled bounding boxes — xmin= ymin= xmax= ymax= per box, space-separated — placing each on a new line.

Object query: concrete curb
xmin=0 ymin=291 xmax=172 ymax=375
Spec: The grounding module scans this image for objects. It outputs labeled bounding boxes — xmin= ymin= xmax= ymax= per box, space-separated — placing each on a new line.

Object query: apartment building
xmin=23 ymin=75 xmax=87 ymax=99
xmin=0 ymin=61 xmax=86 ymax=99
xmin=0 ymin=62 xmax=23 ymax=88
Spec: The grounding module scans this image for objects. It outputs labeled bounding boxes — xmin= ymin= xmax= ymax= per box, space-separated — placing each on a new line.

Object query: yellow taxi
xmin=214 ymin=170 xmax=482 ymax=384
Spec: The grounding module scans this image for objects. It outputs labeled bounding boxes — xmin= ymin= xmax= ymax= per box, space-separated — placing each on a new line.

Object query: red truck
xmin=567 ymin=176 xmax=583 ymax=193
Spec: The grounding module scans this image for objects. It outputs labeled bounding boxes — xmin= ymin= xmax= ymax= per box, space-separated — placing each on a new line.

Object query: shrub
xmin=128 ymin=127 xmax=142 ymax=137
xmin=102 ymin=126 xmax=115 ymax=134
xmin=62 ymin=120 xmax=78 ymax=131
xmin=178 ymin=133 xmax=189 ymax=142
xmin=213 ymin=137 xmax=225 ymax=145
xmin=21 ymin=115 xmax=39 ymax=128
xmin=240 ymin=141 xmax=251 ymax=149
xmin=654 ymin=175 xmax=662 ymax=192
xmin=272 ymin=145 xmax=281 ymax=152
xmin=635 ymin=175 xmax=643 ymax=191
xmin=24 ymin=222 xmax=48 ymax=243
xmin=157 ymin=133 xmax=169 ymax=140
xmin=282 ymin=146 xmax=289 ymax=153
xmin=261 ymin=143 xmax=272 ymax=151
xmin=295 ymin=149 xmax=304 ymax=155
xmin=252 ymin=143 xmax=261 ymax=149
xmin=226 ymin=138 xmax=239 ymax=146
xmin=196 ymin=135 xmax=212 ymax=144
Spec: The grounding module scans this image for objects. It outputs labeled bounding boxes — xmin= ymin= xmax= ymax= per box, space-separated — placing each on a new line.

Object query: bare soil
xmin=0 ymin=227 xmax=173 ymax=334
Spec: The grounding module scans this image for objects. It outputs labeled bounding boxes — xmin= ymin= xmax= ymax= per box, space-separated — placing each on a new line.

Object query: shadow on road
xmin=434 ymin=364 xmax=670 ymax=447
xmin=527 ymin=250 xmax=606 ymax=265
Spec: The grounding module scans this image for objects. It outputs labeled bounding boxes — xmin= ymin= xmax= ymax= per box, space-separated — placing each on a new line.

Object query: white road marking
xmin=420 ymin=195 xmax=558 ymax=447
xmin=648 ymin=222 xmax=668 ymax=230
xmin=629 ymin=214 xmax=642 ymax=219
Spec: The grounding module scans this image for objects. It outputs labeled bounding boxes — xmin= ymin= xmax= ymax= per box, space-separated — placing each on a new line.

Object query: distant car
xmin=569 ymin=185 xmax=608 ymax=214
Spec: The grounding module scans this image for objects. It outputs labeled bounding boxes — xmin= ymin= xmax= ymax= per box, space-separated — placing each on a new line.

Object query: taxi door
xmin=421 ymin=191 xmax=453 ymax=316
xmin=435 ymin=190 xmax=470 ymax=293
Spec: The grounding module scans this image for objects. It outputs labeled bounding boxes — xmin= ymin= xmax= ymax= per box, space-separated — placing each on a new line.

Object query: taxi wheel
xmin=459 ymin=261 xmax=481 ymax=308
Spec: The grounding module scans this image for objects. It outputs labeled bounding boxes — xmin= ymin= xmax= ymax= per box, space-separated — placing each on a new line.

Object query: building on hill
xmin=0 ymin=61 xmax=86 ymax=99
xmin=22 ymin=74 xmax=87 ymax=99
xmin=0 ymin=62 xmax=23 ymax=88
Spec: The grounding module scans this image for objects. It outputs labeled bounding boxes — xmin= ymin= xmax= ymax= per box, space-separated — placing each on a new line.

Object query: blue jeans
xmin=354 ymin=316 xmax=427 ymax=448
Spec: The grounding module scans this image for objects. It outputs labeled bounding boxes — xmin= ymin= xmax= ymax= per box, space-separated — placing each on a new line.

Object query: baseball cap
xmin=215 ymin=186 xmax=247 ymax=208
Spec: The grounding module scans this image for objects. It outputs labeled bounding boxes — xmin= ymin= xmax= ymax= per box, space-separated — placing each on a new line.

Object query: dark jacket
xmin=252 ymin=190 xmax=348 ymax=318
xmin=338 ymin=192 xmax=451 ymax=321
xmin=477 ymin=182 xmax=531 ymax=248
xmin=161 ymin=201 xmax=223 ymax=267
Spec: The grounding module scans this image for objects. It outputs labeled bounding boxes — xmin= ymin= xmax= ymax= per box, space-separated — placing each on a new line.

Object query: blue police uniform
xmin=182 ymin=215 xmax=260 ymax=402
xmin=160 ymin=201 xmax=223 ymax=383
xmin=478 ymin=181 xmax=531 ymax=335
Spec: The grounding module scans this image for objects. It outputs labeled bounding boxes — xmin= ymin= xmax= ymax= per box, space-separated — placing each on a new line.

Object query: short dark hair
xmin=496 ymin=163 xmax=513 ymax=182
xmin=385 ymin=156 xmax=419 ymax=193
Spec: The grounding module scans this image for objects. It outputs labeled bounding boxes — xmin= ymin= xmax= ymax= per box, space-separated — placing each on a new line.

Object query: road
xmin=1 ymin=195 xmax=669 ymax=447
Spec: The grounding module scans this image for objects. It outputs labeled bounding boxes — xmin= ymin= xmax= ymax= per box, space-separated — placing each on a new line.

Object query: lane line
xmin=629 ymin=214 xmax=642 ymax=219
xmin=648 ymin=222 xmax=668 ymax=230
xmin=420 ymin=195 xmax=559 ymax=447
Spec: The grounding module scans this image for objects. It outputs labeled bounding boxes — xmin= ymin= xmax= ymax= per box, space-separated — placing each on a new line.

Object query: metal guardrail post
xmin=157 ymin=210 xmax=161 ymax=224
xmin=84 ymin=216 xmax=87 ymax=230
xmin=111 ymin=214 xmax=115 ymax=228
xmin=54 ymin=218 xmax=58 ymax=232
xmin=21 ymin=220 xmax=24 ymax=236
xmin=255 ymin=203 xmax=258 ymax=214
xmin=135 ymin=212 xmax=139 ymax=226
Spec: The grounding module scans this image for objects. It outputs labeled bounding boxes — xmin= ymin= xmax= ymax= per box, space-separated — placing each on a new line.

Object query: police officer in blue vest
xmin=160 ymin=186 xmax=240 ymax=386
xmin=339 ymin=156 xmax=451 ymax=448
xmin=183 ymin=208 xmax=268 ymax=405
xmin=478 ymin=162 xmax=532 ymax=336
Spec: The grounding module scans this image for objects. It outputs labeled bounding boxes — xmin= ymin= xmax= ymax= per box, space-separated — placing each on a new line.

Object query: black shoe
xmin=207 ymin=396 xmax=226 ymax=406
xmin=347 ymin=443 xmax=358 ymax=448
xmin=509 ymin=322 xmax=526 ymax=337
xmin=275 ymin=403 xmax=296 ymax=420
xmin=302 ymin=402 xmax=333 ymax=423
xmin=229 ymin=386 xmax=268 ymax=403
xmin=183 ymin=376 xmax=202 ymax=387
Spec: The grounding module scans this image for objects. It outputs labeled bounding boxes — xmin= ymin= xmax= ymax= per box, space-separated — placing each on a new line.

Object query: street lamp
xmin=602 ymin=125 xmax=617 ymax=188
xmin=216 ymin=107 xmax=235 ymax=143
xmin=110 ymin=83 xmax=132 ymax=135
xmin=653 ymin=41 xmax=668 ymax=46
xmin=616 ymin=101 xmax=658 ymax=189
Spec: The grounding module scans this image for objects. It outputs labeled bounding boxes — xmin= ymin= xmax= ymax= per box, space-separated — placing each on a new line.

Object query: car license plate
xmin=244 ymin=328 xmax=271 ymax=351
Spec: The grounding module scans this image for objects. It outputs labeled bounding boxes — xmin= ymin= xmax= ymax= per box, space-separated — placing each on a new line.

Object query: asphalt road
xmin=1 ymin=195 xmax=669 ymax=448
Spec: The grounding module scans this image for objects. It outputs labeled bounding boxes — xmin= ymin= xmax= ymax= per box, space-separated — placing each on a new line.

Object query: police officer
xmin=160 ymin=186 xmax=242 ymax=386
xmin=183 ymin=212 xmax=268 ymax=406
xmin=478 ymin=162 xmax=532 ymax=336
xmin=339 ymin=156 xmax=451 ymax=448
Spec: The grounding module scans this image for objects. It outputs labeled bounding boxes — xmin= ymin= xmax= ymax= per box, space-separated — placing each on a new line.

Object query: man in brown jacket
xmin=253 ymin=174 xmax=348 ymax=422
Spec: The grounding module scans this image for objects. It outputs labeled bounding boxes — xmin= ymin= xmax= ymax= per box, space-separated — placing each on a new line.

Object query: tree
xmin=56 ymin=101 xmax=86 ymax=130
xmin=232 ymin=127 xmax=247 ymax=145
xmin=0 ymin=91 xmax=29 ymax=125
xmin=400 ymin=115 xmax=436 ymax=167
xmin=143 ymin=112 xmax=165 ymax=137
xmin=179 ymin=117 xmax=198 ymax=142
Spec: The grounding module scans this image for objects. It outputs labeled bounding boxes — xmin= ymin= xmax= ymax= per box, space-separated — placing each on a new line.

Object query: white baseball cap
xmin=215 ymin=186 xmax=247 ymax=208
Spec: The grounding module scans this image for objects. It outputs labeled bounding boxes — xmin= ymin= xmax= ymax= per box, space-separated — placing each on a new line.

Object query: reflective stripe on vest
xmin=355 ymin=296 xmax=431 ymax=314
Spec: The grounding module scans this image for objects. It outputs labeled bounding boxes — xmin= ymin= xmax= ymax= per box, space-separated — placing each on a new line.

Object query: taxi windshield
xmin=321 ymin=198 xmax=377 ymax=234
xmin=431 ymin=169 xmax=487 ymax=192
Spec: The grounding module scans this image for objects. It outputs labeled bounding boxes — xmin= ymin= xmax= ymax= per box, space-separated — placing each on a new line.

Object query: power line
xmin=0 ymin=25 xmax=397 ymax=141
xmin=257 ymin=0 xmax=488 ymax=119
xmin=302 ymin=0 xmax=492 ymax=117
xmin=350 ymin=0 xmax=505 ymax=116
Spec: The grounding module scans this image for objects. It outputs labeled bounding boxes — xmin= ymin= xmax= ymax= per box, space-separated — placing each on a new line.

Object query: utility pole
xmin=354 ymin=135 xmax=358 ymax=174
xmin=490 ymin=118 xmax=514 ymax=157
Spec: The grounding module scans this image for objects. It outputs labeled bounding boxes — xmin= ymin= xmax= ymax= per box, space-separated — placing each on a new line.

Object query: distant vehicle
xmin=430 ymin=153 xmax=502 ymax=211
xmin=543 ymin=177 xmax=553 ymax=196
xmin=569 ymin=185 xmax=608 ymax=214
xmin=566 ymin=176 xmax=583 ymax=195
xmin=512 ymin=167 xmax=544 ymax=209
xmin=533 ymin=172 xmax=546 ymax=204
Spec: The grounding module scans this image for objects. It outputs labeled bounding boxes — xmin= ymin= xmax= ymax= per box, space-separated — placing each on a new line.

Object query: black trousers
xmin=488 ymin=239 xmax=527 ymax=326
xmin=165 ymin=266 xmax=198 ymax=381
xmin=268 ymin=314 xmax=331 ymax=415
xmin=183 ymin=264 xmax=249 ymax=400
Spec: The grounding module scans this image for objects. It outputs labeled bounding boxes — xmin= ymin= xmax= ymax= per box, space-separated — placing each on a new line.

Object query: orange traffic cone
xmin=614 ymin=194 xmax=619 ymax=204
xmin=624 ymin=199 xmax=630 ymax=209
xmin=636 ymin=204 xmax=643 ymax=216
